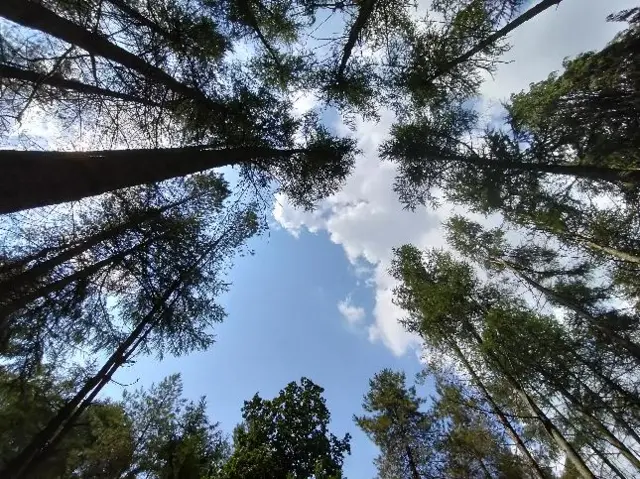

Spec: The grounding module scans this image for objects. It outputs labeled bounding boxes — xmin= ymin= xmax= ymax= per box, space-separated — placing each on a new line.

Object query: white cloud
xmin=273 ymin=0 xmax=632 ymax=357
xmin=337 ymin=297 xmax=366 ymax=325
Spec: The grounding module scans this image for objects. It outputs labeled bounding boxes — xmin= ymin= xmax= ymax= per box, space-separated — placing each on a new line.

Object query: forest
xmin=0 ymin=0 xmax=639 ymax=477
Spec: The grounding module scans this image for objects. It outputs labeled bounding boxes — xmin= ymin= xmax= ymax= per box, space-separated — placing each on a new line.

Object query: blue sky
xmin=103 ymin=0 xmax=635 ymax=476
xmin=109 ymin=227 xmax=426 ymax=477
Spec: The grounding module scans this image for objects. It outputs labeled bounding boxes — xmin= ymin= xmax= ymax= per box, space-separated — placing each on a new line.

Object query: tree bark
xmin=337 ymin=0 xmax=377 ymax=77
xmin=452 ymin=343 xmax=548 ymax=479
xmin=500 ymin=259 xmax=640 ymax=363
xmin=0 ymin=239 xmax=153 ymax=323
xmin=0 ymin=0 xmax=221 ymax=112
xmin=0 ymin=146 xmax=305 ymax=214
xmin=425 ymin=0 xmax=563 ymax=84
xmin=1 ymin=231 xmax=226 ymax=478
xmin=463 ymin=323 xmax=595 ymax=479
xmin=0 ymin=63 xmax=161 ymax=106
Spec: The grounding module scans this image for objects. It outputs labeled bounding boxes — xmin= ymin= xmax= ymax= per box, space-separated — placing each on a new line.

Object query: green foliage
xmin=222 ymin=377 xmax=351 ymax=478
xmin=355 ymin=369 xmax=434 ymax=478
xmin=355 ymin=368 xmax=532 ymax=479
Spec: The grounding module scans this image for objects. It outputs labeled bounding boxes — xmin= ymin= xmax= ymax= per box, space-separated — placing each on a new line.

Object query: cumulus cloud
xmin=273 ymin=0 xmax=634 ymax=357
xmin=337 ymin=297 xmax=366 ymax=325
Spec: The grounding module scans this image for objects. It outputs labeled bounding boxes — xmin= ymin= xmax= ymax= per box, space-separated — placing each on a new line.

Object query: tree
xmin=385 ymin=11 xmax=640 ymax=212
xmin=118 ymin=374 xmax=231 ymax=478
xmin=390 ymin=246 xmax=596 ymax=478
xmin=0 ymin=173 xmax=242 ymax=377
xmin=0 ymin=0 xmax=359 ymax=214
xmin=355 ymin=369 xmax=434 ymax=479
xmin=445 ymin=216 xmax=640 ymax=363
xmin=0 ymin=366 xmax=135 ymax=478
xmin=221 ymin=377 xmax=351 ymax=478
xmin=431 ymin=377 xmax=531 ymax=478
xmin=0 ymin=370 xmax=230 ymax=478
xmin=356 ymin=368 xmax=540 ymax=478
xmin=0 ymin=189 xmax=260 ymax=478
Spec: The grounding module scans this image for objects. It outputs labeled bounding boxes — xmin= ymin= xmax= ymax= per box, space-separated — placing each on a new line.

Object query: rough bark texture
xmin=0 ymin=146 xmax=303 ymax=214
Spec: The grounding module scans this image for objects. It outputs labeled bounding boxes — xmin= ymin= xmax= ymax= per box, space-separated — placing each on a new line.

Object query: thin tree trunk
xmin=438 ymin=151 xmax=640 ymax=186
xmin=0 ymin=146 xmax=305 ymax=214
xmin=1 ymin=231 xmax=226 ymax=478
xmin=0 ymin=239 xmax=153 ymax=322
xmin=105 ymin=0 xmax=174 ymax=40
xmin=463 ymin=324 xmax=595 ymax=479
xmin=0 ymin=0 xmax=221 ymax=112
xmin=3 ymin=307 xmax=156 ymax=479
xmin=405 ymin=444 xmax=421 ymax=479
xmin=586 ymin=441 xmax=628 ymax=479
xmin=570 ymin=375 xmax=640 ymax=449
xmin=336 ymin=0 xmax=377 ymax=77
xmin=0 ymin=244 xmax=64 ymax=277
xmin=501 ymin=259 xmax=640 ymax=363
xmin=547 ymin=401 xmax=627 ymax=479
xmin=544 ymin=378 xmax=640 ymax=472
xmin=237 ymin=0 xmax=281 ymax=67
xmin=2 ymin=193 xmax=198 ymax=292
xmin=0 ymin=63 xmax=161 ymax=106
xmin=574 ymin=234 xmax=640 ymax=264
xmin=477 ymin=457 xmax=494 ymax=478
xmin=425 ymin=0 xmax=563 ymax=84
xmin=452 ymin=342 xmax=548 ymax=479
xmin=575 ymin=355 xmax=640 ymax=412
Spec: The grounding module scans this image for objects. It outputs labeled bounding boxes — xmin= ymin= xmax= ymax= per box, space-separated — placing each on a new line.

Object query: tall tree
xmin=0 ymin=0 xmax=358 ymax=213
xmin=355 ymin=369 xmax=434 ymax=479
xmin=385 ymin=11 xmax=640 ymax=212
xmin=0 ymin=173 xmax=238 ymax=376
xmin=445 ymin=215 xmax=640 ymax=363
xmin=0 ymin=195 xmax=260 ymax=478
xmin=390 ymin=246 xmax=596 ymax=478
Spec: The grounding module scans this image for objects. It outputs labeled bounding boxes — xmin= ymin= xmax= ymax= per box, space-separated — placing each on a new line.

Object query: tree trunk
xmin=0 ymin=239 xmax=153 ymax=323
xmin=0 ymin=0 xmax=220 ymax=112
xmin=337 ymin=0 xmax=377 ymax=77
xmin=547 ymin=401 xmax=627 ymax=479
xmin=0 ymin=63 xmax=160 ymax=106
xmin=574 ymin=234 xmax=640 ymax=264
xmin=0 ymin=146 xmax=304 ymax=214
xmin=405 ymin=444 xmax=421 ymax=479
xmin=425 ymin=0 xmax=563 ymax=84
xmin=575 ymin=355 xmax=640 ymax=412
xmin=2 ymin=307 xmax=156 ymax=479
xmin=444 ymin=151 xmax=640 ymax=186
xmin=463 ymin=324 xmax=595 ymax=479
xmin=105 ymin=0 xmax=175 ymax=40
xmin=578 ymin=378 xmax=640 ymax=448
xmin=1 ymin=232 xmax=226 ymax=478
xmin=544 ymin=377 xmax=640 ymax=472
xmin=2 ymin=194 xmax=197 ymax=292
xmin=502 ymin=259 xmax=640 ymax=363
xmin=452 ymin=343 xmax=548 ymax=479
